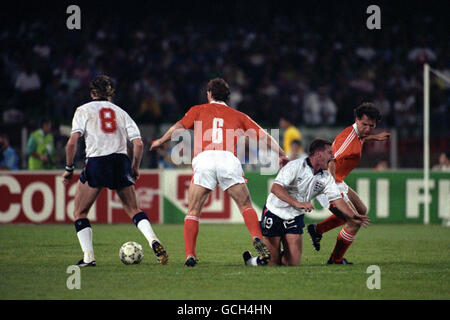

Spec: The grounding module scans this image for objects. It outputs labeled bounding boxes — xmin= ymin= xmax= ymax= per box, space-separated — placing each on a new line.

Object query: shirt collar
xmin=306 ymin=157 xmax=323 ymax=175
xmin=353 ymin=123 xmax=361 ymax=139
xmin=210 ymin=100 xmax=228 ymax=106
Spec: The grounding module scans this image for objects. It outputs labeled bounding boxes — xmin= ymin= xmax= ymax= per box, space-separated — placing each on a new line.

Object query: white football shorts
xmin=316 ymin=181 xmax=350 ymax=209
xmin=192 ymin=150 xmax=245 ymax=191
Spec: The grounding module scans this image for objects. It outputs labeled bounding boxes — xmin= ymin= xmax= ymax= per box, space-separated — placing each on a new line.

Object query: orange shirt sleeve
xmin=332 ymin=136 xmax=344 ymax=160
xmin=178 ymin=106 xmax=199 ymax=130
xmin=240 ymin=113 xmax=262 ymax=140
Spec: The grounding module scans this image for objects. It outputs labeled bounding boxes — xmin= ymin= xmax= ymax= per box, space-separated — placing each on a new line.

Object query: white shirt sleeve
xmin=273 ymin=160 xmax=298 ymax=187
xmin=124 ymin=112 xmax=141 ymax=141
xmin=71 ymin=107 xmax=87 ymax=136
xmin=322 ymin=174 xmax=342 ymax=202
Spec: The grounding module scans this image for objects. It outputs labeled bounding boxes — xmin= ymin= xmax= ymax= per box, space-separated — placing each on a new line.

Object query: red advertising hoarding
xmin=0 ymin=172 xmax=160 ymax=224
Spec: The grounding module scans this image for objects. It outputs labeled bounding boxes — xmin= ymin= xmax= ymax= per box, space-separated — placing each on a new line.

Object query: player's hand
xmin=353 ymin=213 xmax=370 ymax=227
xmin=62 ymin=170 xmax=73 ymax=185
xmin=132 ymin=167 xmax=140 ymax=181
xmin=279 ymin=155 xmax=290 ymax=168
xmin=295 ymin=201 xmax=314 ymax=212
xmin=150 ymin=139 xmax=163 ymax=151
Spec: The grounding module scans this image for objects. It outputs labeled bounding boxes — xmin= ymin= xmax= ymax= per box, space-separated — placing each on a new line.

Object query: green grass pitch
xmin=0 ymin=224 xmax=449 ymax=300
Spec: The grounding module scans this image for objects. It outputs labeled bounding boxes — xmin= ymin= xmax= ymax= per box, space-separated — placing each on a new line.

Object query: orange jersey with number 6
xmin=178 ymin=101 xmax=263 ymax=158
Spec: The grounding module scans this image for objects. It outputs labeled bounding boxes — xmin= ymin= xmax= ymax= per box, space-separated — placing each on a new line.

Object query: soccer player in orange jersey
xmin=308 ymin=102 xmax=390 ymax=264
xmin=151 ymin=78 xmax=288 ymax=266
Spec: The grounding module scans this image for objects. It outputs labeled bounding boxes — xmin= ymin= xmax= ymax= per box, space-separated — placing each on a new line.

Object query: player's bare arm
xmin=270 ymin=183 xmax=314 ymax=212
xmin=150 ymin=122 xmax=184 ymax=150
xmin=331 ymin=198 xmax=370 ymax=227
xmin=364 ymin=131 xmax=391 ymax=141
xmin=131 ymin=138 xmax=143 ymax=180
xmin=249 ymin=119 xmax=289 ymax=167
xmin=62 ymin=132 xmax=80 ymax=184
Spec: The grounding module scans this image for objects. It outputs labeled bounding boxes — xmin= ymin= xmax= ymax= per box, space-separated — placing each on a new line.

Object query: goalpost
xmin=423 ymin=63 xmax=450 ymax=225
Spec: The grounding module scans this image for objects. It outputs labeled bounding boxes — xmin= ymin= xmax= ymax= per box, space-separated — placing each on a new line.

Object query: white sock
xmin=245 ymin=256 xmax=259 ymax=266
xmin=76 ymin=227 xmax=95 ymax=263
xmin=137 ymin=219 xmax=158 ymax=246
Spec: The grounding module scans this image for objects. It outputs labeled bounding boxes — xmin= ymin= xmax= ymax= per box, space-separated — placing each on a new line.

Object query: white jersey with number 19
xmin=71 ymin=100 xmax=141 ymax=158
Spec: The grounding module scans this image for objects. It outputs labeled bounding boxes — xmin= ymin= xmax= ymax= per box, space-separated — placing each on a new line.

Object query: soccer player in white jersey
xmin=62 ymin=75 xmax=168 ymax=267
xmin=243 ymin=139 xmax=370 ymax=266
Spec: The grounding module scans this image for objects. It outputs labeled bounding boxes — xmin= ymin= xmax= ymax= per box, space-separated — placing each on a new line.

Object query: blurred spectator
xmin=138 ymin=93 xmax=161 ymax=124
xmin=374 ymin=160 xmax=389 ymax=172
xmin=279 ymin=116 xmax=302 ymax=154
xmin=0 ymin=134 xmax=19 ymax=170
xmin=14 ymin=63 xmax=41 ymax=93
xmin=374 ymin=90 xmax=392 ymax=127
xmin=287 ymin=139 xmax=306 ymax=160
xmin=432 ymin=152 xmax=450 ymax=172
xmin=303 ymin=86 xmax=337 ymax=126
xmin=407 ymin=37 xmax=437 ymax=64
xmin=26 ymin=118 xmax=56 ymax=170
xmin=393 ymin=93 xmax=418 ymax=137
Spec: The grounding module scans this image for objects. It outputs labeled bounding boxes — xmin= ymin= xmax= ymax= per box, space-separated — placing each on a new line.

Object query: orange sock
xmin=329 ymin=228 xmax=356 ymax=263
xmin=316 ymin=214 xmax=345 ymax=234
xmin=184 ymin=215 xmax=199 ymax=259
xmin=241 ymin=207 xmax=263 ymax=240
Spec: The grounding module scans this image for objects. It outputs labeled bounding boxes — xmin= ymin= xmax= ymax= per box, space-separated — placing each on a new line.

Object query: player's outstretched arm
xmin=244 ymin=116 xmax=288 ymax=166
xmin=62 ymin=132 xmax=80 ymax=184
xmin=150 ymin=122 xmax=185 ymax=151
xmin=271 ymin=183 xmax=314 ymax=212
xmin=364 ymin=131 xmax=390 ymax=141
xmin=331 ymin=198 xmax=370 ymax=227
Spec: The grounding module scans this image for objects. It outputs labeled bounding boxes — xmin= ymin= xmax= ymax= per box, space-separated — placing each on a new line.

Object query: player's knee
xmin=282 ymin=255 xmax=301 ymax=267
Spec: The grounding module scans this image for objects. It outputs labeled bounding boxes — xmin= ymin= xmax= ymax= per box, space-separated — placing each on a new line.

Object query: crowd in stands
xmin=0 ymin=2 xmax=448 ymax=169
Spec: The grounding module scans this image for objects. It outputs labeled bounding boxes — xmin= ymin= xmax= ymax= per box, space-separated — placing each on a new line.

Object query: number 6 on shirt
xmin=212 ymin=117 xmax=224 ymax=143
xmin=99 ymin=108 xmax=117 ymax=133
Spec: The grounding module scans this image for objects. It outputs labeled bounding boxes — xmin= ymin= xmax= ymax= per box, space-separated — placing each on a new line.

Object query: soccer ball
xmin=119 ymin=241 xmax=143 ymax=265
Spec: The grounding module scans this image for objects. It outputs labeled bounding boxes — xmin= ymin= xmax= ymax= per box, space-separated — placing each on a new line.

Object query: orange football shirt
xmin=332 ymin=123 xmax=364 ymax=183
xmin=178 ymin=101 xmax=263 ymax=158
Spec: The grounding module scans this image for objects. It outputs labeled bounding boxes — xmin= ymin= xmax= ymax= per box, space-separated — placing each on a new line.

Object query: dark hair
xmin=40 ymin=117 xmax=51 ymax=127
xmin=291 ymin=139 xmax=302 ymax=147
xmin=354 ymin=102 xmax=382 ymax=122
xmin=206 ymin=78 xmax=230 ymax=102
xmin=90 ymin=75 xmax=115 ymax=99
xmin=309 ymin=138 xmax=332 ymax=155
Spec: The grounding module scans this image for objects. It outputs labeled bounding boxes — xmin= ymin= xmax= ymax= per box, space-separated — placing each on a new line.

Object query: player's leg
xmin=327 ymin=189 xmax=367 ymax=264
xmin=280 ymin=234 xmax=302 ymax=266
xmin=73 ymin=181 xmax=102 ymax=266
xmin=243 ymin=236 xmax=281 ymax=266
xmin=327 ymin=203 xmax=360 ymax=264
xmin=184 ymin=183 xmax=211 ymax=266
xmin=307 ymin=188 xmax=347 ymax=251
xmin=116 ymin=185 xmax=168 ymax=265
xmin=226 ymin=183 xmax=270 ymax=263
xmin=264 ymin=236 xmax=282 ymax=266
xmin=347 ymin=186 xmax=367 ymax=216
xmin=226 ymin=183 xmax=264 ymax=240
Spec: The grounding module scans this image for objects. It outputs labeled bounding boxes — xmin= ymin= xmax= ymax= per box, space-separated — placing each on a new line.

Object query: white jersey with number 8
xmin=71 ymin=100 xmax=141 ymax=158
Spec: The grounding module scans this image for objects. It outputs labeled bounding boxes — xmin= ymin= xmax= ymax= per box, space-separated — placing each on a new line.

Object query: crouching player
xmin=62 ymin=75 xmax=168 ymax=267
xmin=243 ymin=139 xmax=370 ymax=266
